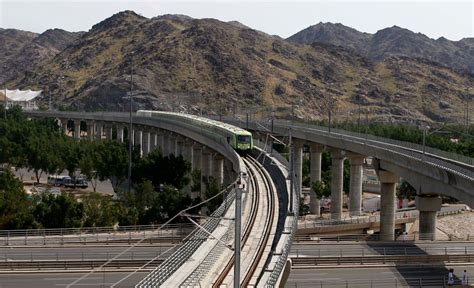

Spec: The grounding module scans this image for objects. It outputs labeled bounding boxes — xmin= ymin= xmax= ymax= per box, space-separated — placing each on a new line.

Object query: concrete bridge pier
xmin=201 ymin=148 xmax=213 ymax=199
xmin=95 ymin=122 xmax=103 ymax=140
xmin=156 ymin=132 xmax=164 ymax=153
xmin=416 ymin=195 xmax=442 ymax=240
xmin=104 ymin=124 xmax=113 ymax=140
xmin=330 ymin=149 xmax=345 ymax=221
xmin=73 ymin=121 xmax=81 ymax=139
xmin=87 ymin=121 xmax=94 ymax=141
xmin=149 ymin=131 xmax=157 ymax=152
xmin=192 ymin=143 xmax=203 ymax=199
xmin=348 ymin=154 xmax=365 ymax=216
xmin=309 ymin=143 xmax=323 ymax=216
xmin=379 ymin=170 xmax=398 ymax=241
xmin=183 ymin=141 xmax=194 ymax=166
xmin=293 ymin=140 xmax=304 ymax=195
xmin=142 ymin=131 xmax=150 ymax=157
xmin=117 ymin=125 xmax=124 ymax=143
xmin=212 ymin=154 xmax=224 ymax=187
xmin=60 ymin=119 xmax=68 ymax=135
xmin=175 ymin=136 xmax=184 ymax=157
xmin=134 ymin=128 xmax=143 ymax=157
xmin=161 ymin=132 xmax=169 ymax=155
xmin=168 ymin=133 xmax=177 ymax=156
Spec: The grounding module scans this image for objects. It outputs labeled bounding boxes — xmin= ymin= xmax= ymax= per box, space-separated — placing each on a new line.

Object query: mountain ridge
xmin=3 ymin=11 xmax=473 ymax=125
xmin=288 ymin=22 xmax=474 ymax=74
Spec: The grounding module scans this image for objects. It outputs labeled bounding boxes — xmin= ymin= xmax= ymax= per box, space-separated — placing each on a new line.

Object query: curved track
xmin=213 ymin=155 xmax=277 ymax=287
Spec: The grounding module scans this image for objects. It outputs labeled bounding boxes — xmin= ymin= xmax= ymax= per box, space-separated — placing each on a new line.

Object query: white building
xmin=0 ymin=89 xmax=42 ymax=111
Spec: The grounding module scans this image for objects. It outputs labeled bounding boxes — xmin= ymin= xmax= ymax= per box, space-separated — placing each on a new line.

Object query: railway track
xmin=213 ymin=155 xmax=277 ymax=287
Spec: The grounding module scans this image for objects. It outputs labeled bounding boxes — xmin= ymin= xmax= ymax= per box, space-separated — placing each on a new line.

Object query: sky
xmin=0 ymin=0 xmax=473 ymax=41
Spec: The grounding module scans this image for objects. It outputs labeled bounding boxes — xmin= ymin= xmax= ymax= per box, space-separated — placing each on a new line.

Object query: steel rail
xmin=212 ymin=156 xmax=261 ymax=287
xmin=240 ymin=155 xmax=276 ymax=287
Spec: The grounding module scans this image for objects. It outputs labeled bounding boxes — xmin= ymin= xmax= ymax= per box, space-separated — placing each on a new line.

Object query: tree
xmin=398 ymin=179 xmax=416 ymax=200
xmin=81 ymin=193 xmax=117 ymax=227
xmin=0 ymin=170 xmax=35 ymax=229
xmin=33 ymin=193 xmax=84 ymax=228
xmin=132 ymin=149 xmax=191 ymax=190
xmin=96 ymin=141 xmax=129 ymax=193
xmin=205 ymin=177 xmax=222 ymax=214
xmin=79 ymin=142 xmax=100 ymax=192
xmin=311 ymin=180 xmax=330 ymax=216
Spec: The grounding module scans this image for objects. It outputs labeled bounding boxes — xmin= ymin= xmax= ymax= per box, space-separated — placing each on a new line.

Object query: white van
xmin=47 ymin=175 xmax=71 ymax=186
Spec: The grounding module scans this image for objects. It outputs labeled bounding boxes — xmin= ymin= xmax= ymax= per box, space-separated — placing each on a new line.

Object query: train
xmin=136 ymin=110 xmax=253 ymax=151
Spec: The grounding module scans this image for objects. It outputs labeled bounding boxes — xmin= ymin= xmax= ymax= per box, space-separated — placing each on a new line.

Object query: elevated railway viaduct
xmin=26 ymin=111 xmax=240 ymax=199
xmin=221 ymin=117 xmax=474 ymax=241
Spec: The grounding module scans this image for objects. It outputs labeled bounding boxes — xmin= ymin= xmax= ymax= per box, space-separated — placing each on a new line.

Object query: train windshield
xmin=237 ymin=135 xmax=251 ymax=143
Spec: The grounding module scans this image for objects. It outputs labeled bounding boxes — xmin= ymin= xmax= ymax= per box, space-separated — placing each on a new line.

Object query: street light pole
xmin=128 ymin=52 xmax=134 ymax=194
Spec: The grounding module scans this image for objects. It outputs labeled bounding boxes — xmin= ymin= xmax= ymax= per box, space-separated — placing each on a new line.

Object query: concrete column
xmin=183 ymin=141 xmax=194 ymax=166
xmin=378 ymin=170 xmax=398 ymax=241
xmin=149 ymin=132 xmax=157 ymax=152
xmin=117 ymin=126 xmax=124 ymax=142
xmin=86 ymin=121 xmax=94 ymax=141
xmin=134 ymin=129 xmax=143 ymax=157
xmin=175 ymin=136 xmax=184 ymax=156
xmin=330 ymin=149 xmax=345 ymax=220
xmin=162 ymin=133 xmax=169 ymax=155
xmin=309 ymin=143 xmax=324 ymax=215
xmin=104 ymin=124 xmax=113 ymax=140
xmin=60 ymin=119 xmax=68 ymax=135
xmin=416 ymin=195 xmax=442 ymax=240
xmin=73 ymin=121 xmax=81 ymax=139
xmin=156 ymin=132 xmax=164 ymax=153
xmin=168 ymin=134 xmax=177 ymax=156
xmin=142 ymin=131 xmax=150 ymax=157
xmin=212 ymin=154 xmax=224 ymax=186
xmin=95 ymin=122 xmax=103 ymax=140
xmin=192 ymin=144 xmax=203 ymax=199
xmin=294 ymin=139 xmax=304 ymax=195
xmin=201 ymin=148 xmax=212 ymax=199
xmin=348 ymin=154 xmax=365 ymax=216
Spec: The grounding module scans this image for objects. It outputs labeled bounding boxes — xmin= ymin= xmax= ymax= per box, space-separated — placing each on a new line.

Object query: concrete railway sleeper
xmin=213 ymin=155 xmax=277 ymax=287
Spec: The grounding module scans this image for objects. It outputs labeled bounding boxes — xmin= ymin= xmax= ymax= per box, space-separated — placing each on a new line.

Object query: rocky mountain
xmin=6 ymin=11 xmax=474 ymax=124
xmin=0 ymin=28 xmax=81 ymax=83
xmin=288 ymin=23 xmax=474 ymax=74
xmin=287 ymin=22 xmax=371 ymax=51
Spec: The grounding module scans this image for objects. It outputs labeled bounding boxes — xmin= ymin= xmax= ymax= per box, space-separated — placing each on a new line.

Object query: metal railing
xmin=135 ymin=186 xmax=238 ymax=287
xmin=291 ymin=246 xmax=474 ymax=258
xmin=220 ymin=117 xmax=474 ymax=179
xmin=264 ymin=146 xmax=299 ymax=287
xmin=287 ymin=276 xmax=465 ymax=287
xmin=0 ymin=224 xmax=193 ymax=246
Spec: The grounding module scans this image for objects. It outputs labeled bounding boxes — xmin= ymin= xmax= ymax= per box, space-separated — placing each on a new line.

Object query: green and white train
xmin=136 ymin=110 xmax=253 ymax=151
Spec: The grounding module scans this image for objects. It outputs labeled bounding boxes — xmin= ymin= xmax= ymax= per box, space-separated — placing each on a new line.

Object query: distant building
xmin=0 ymin=89 xmax=42 ymax=111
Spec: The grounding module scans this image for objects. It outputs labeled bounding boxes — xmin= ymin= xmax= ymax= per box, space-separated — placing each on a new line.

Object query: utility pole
xmin=234 ymin=175 xmax=243 ymax=288
xmin=288 ymin=128 xmax=294 ymax=214
xmin=128 ymin=52 xmax=134 ymax=194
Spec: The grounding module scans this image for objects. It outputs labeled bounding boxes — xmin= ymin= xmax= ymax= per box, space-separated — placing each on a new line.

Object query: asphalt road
xmin=0 ymin=271 xmax=148 ymax=288
xmin=286 ymin=266 xmax=474 ymax=287
xmin=0 ymin=245 xmax=175 ymax=261
xmin=291 ymin=242 xmax=474 ymax=257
